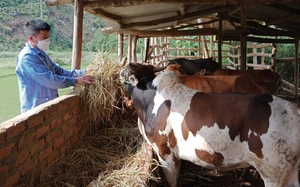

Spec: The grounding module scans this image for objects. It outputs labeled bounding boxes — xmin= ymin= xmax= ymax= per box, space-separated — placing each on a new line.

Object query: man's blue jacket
xmin=16 ymin=43 xmax=85 ymax=113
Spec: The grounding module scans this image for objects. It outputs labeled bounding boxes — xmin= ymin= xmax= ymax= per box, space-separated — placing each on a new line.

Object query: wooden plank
xmin=294 ymin=37 xmax=299 ymax=96
xmin=118 ymin=34 xmax=124 ymax=63
xmin=71 ymin=0 xmax=83 ymax=70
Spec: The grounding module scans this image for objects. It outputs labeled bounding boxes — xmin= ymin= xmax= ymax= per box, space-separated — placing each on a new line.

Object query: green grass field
xmin=0 ymin=51 xmax=97 ymax=124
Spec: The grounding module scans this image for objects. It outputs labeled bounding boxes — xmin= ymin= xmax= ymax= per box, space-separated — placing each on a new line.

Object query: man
xmin=16 ymin=19 xmax=94 ymax=113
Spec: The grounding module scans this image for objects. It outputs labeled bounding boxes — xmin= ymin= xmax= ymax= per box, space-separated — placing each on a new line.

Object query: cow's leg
xmin=157 ymin=154 xmax=181 ymax=187
xmin=254 ymin=163 xmax=300 ymax=187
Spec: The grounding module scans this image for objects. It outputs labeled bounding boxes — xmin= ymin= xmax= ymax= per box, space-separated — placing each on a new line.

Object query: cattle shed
xmin=45 ymin=0 xmax=300 ymax=96
xmin=1 ymin=0 xmax=300 ymax=187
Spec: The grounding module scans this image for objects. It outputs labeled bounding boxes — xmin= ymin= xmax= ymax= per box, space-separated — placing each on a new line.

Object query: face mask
xmin=33 ymin=36 xmax=50 ymax=51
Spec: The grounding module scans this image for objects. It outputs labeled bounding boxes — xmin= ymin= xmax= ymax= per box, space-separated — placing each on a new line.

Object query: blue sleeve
xmin=52 ymin=62 xmax=86 ymax=77
xmin=19 ymin=54 xmax=77 ymax=89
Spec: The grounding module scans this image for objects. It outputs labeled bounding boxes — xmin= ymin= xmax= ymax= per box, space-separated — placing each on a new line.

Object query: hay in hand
xmin=75 ymin=52 xmax=126 ymax=132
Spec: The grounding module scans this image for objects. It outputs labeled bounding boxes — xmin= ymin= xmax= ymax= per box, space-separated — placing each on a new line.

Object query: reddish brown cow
xmin=202 ymin=68 xmax=282 ymax=94
xmin=166 ymin=64 xmax=266 ymax=94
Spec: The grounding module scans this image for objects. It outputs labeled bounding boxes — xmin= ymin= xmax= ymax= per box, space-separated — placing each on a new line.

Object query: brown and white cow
xmin=201 ymin=68 xmax=282 ymax=94
xmin=120 ymin=62 xmax=300 ymax=187
xmin=165 ymin=64 xmax=266 ymax=94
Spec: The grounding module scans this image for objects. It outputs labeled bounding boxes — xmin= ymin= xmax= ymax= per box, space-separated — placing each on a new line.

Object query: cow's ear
xmin=197 ymin=69 xmax=206 ymax=76
xmin=129 ymin=75 xmax=139 ymax=86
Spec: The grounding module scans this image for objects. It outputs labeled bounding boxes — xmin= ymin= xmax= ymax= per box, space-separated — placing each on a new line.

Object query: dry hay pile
xmin=35 ymin=53 xmax=159 ymax=187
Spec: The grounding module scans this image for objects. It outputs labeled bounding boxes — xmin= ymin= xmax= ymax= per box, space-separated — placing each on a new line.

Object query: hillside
xmin=0 ymin=0 xmax=107 ymax=52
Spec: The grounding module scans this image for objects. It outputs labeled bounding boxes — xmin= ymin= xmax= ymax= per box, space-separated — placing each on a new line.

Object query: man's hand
xmin=76 ymin=75 xmax=94 ymax=84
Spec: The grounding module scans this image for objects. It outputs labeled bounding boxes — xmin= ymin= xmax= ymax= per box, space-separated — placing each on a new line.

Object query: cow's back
xmin=208 ymin=69 xmax=282 ymax=94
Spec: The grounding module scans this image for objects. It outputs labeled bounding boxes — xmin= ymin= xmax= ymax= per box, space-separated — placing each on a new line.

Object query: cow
xmin=120 ymin=62 xmax=300 ymax=187
xmin=165 ymin=64 xmax=266 ymax=94
xmin=168 ymin=57 xmax=221 ymax=75
xmin=200 ymin=68 xmax=282 ymax=94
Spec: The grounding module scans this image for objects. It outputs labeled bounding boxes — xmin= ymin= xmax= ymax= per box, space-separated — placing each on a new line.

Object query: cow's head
xmin=120 ymin=62 xmax=165 ymax=89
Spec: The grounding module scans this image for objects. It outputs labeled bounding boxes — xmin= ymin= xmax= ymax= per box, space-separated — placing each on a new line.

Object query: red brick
xmin=18 ymin=132 xmax=35 ymax=150
xmin=60 ymin=146 xmax=66 ymax=155
xmin=36 ymin=125 xmax=50 ymax=139
xmin=0 ymin=164 xmax=9 ymax=177
xmin=53 ymin=137 xmax=65 ymax=150
xmin=45 ymin=131 xmax=59 ymax=144
xmin=27 ymin=112 xmax=45 ymax=129
xmin=70 ymin=136 xmax=78 ymax=145
xmin=30 ymin=139 xmax=45 ymax=156
xmin=39 ymin=147 xmax=52 ymax=161
xmin=0 ymin=143 xmax=15 ymax=160
xmin=48 ymin=151 xmax=60 ymax=165
xmin=58 ymin=102 xmax=68 ymax=112
xmin=6 ymin=122 xmax=26 ymax=139
xmin=15 ymin=151 xmax=29 ymax=167
xmin=62 ymin=111 xmax=72 ymax=122
xmin=50 ymin=119 xmax=62 ymax=130
xmin=45 ymin=105 xmax=58 ymax=118
xmin=4 ymin=171 xmax=20 ymax=187
xmin=0 ymin=129 xmax=5 ymax=144
xmin=19 ymin=159 xmax=36 ymax=176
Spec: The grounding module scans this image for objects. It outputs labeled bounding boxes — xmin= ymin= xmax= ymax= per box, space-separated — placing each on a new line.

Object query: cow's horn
xmin=153 ymin=66 xmax=166 ymax=72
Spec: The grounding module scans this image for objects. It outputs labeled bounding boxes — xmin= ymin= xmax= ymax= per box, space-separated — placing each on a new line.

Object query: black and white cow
xmin=120 ymin=62 xmax=300 ymax=187
xmin=168 ymin=57 xmax=221 ymax=75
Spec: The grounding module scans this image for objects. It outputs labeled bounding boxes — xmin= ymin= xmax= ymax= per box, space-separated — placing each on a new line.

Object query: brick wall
xmin=0 ymin=95 xmax=87 ymax=187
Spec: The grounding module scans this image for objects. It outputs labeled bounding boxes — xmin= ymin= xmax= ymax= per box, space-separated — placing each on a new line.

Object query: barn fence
xmin=134 ymin=35 xmax=299 ymax=96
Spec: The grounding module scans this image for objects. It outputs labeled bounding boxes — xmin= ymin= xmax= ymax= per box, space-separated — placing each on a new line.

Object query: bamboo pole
xmin=132 ymin=35 xmax=138 ymax=62
xmin=218 ymin=13 xmax=223 ymax=65
xmin=144 ymin=37 xmax=150 ymax=62
xmin=71 ymin=0 xmax=83 ymax=70
xmin=294 ymin=37 xmax=299 ymax=96
xmin=128 ymin=35 xmax=132 ymax=63
xmin=118 ymin=34 xmax=124 ymax=64
xmin=240 ymin=4 xmax=247 ymax=70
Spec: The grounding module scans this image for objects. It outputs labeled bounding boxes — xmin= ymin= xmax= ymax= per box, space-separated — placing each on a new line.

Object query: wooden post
xmin=271 ymin=43 xmax=277 ymax=71
xmin=128 ymin=35 xmax=132 ymax=63
xmin=218 ymin=13 xmax=223 ymax=66
xmin=202 ymin=36 xmax=209 ymax=58
xmin=118 ymin=34 xmax=124 ymax=64
xmin=71 ymin=0 xmax=83 ymax=70
xmin=132 ymin=35 xmax=138 ymax=62
xmin=294 ymin=37 xmax=299 ymax=96
xmin=240 ymin=4 xmax=247 ymax=70
xmin=144 ymin=37 xmax=150 ymax=62
xmin=253 ymin=43 xmax=257 ymax=65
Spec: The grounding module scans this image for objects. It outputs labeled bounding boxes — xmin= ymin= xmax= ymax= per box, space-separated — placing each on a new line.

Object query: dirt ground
xmin=152 ymin=160 xmax=265 ymax=187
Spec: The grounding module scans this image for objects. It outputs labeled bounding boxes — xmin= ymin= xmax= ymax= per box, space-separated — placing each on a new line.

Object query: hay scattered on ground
xmin=38 ymin=119 xmax=158 ymax=187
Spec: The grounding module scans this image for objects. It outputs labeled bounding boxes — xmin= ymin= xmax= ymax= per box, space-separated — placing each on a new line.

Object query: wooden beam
xmin=295 ymin=37 xmax=299 ymax=96
xmin=132 ymin=35 xmax=138 ymax=62
xmin=118 ymin=34 xmax=124 ymax=63
xmin=266 ymin=14 xmax=300 ymax=26
xmin=128 ymin=35 xmax=132 ymax=63
xmin=144 ymin=38 xmax=151 ymax=62
xmin=240 ymin=4 xmax=247 ymax=70
xmin=71 ymin=0 xmax=83 ymax=70
xmin=217 ymin=12 xmax=223 ymax=65
xmin=86 ymin=8 xmax=122 ymax=21
xmin=79 ymin=0 xmax=300 ymax=8
xmin=115 ymin=28 xmax=220 ymax=37
xmin=223 ymin=36 xmax=296 ymax=44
